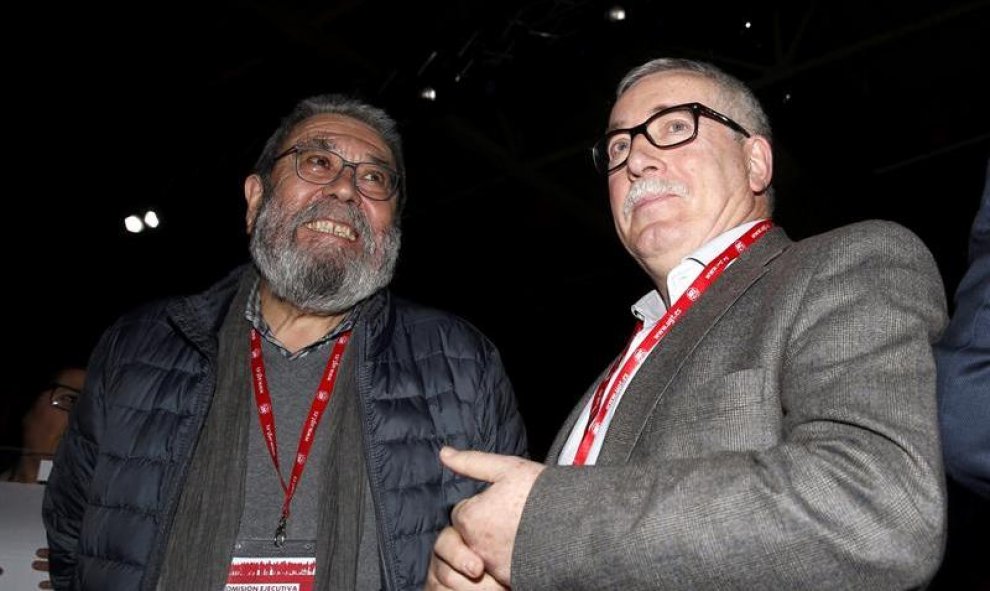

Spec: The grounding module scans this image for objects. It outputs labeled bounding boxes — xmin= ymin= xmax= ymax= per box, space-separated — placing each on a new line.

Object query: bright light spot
xmin=784 ymin=93 xmax=792 ymax=103
xmin=744 ymin=21 xmax=752 ymax=29
xmin=420 ymin=87 xmax=437 ymax=101
xmin=144 ymin=210 xmax=160 ymax=228
xmin=124 ymin=215 xmax=144 ymax=233
xmin=607 ymin=6 xmax=626 ymax=21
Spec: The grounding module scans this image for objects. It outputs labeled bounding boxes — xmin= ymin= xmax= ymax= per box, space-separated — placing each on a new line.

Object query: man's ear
xmin=244 ymin=174 xmax=264 ymax=235
xmin=745 ymin=136 xmax=773 ymax=194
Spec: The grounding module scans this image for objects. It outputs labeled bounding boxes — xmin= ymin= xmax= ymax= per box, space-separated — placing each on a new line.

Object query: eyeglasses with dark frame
xmin=592 ymin=102 xmax=752 ymax=174
xmin=274 ymin=145 xmax=401 ymax=201
xmin=48 ymin=383 xmax=82 ymax=412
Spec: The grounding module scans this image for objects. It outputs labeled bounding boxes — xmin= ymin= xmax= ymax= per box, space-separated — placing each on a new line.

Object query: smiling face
xmin=245 ymin=113 xmax=401 ymax=314
xmin=606 ymin=71 xmax=772 ymax=285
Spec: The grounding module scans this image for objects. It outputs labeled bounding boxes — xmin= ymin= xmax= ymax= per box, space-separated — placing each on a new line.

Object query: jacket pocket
xmin=644 ymin=368 xmax=778 ymax=457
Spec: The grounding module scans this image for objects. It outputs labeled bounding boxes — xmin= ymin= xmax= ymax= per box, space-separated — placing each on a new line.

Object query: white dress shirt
xmin=558 ymin=219 xmax=767 ymax=465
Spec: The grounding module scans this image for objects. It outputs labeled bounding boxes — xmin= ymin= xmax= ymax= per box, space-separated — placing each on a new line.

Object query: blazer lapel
xmin=596 ymin=227 xmax=791 ymax=464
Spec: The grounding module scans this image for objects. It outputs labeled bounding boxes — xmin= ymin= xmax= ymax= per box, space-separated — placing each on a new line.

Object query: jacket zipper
xmin=355 ymin=327 xmax=399 ymax=591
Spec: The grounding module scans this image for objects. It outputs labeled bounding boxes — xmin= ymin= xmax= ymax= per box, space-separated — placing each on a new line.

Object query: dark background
xmin=8 ymin=0 xmax=989 ymax=585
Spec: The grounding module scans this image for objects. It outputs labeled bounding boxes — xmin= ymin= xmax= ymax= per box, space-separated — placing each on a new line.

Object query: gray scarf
xmin=157 ymin=273 xmax=254 ymax=589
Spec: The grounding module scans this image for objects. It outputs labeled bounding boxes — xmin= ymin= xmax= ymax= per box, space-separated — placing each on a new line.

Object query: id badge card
xmin=226 ymin=539 xmax=316 ymax=591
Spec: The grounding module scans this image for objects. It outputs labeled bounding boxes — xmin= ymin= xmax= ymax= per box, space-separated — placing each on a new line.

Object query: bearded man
xmin=43 ymin=94 xmax=527 ymax=591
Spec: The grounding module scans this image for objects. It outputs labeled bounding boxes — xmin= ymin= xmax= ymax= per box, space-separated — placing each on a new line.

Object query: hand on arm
xmin=438 ymin=447 xmax=544 ymax=586
xmin=427 ymin=527 xmax=508 ymax=590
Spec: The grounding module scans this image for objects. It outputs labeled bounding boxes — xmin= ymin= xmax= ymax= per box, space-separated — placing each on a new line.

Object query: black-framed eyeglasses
xmin=48 ymin=383 xmax=81 ymax=412
xmin=592 ymin=102 xmax=752 ymax=174
xmin=274 ymin=145 xmax=401 ymax=201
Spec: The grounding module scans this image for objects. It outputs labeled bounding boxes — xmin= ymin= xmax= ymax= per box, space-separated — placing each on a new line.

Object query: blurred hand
xmin=441 ymin=447 xmax=544 ymax=585
xmin=32 ymin=547 xmax=53 ymax=589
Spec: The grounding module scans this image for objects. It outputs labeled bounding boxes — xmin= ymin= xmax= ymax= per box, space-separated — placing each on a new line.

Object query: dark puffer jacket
xmin=43 ymin=268 xmax=527 ymax=590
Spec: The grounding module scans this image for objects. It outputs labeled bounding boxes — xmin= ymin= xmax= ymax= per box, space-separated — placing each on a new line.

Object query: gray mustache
xmin=624 ymin=178 xmax=689 ymax=217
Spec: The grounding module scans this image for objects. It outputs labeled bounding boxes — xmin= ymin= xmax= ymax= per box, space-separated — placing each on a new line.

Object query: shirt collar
xmin=631 ymin=218 xmax=767 ymax=325
xmin=245 ymin=276 xmax=355 ymax=360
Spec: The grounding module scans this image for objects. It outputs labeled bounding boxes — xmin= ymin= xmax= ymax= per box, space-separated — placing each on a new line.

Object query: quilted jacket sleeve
xmin=481 ymin=339 xmax=528 ymax=459
xmin=43 ymin=323 xmax=116 ymax=589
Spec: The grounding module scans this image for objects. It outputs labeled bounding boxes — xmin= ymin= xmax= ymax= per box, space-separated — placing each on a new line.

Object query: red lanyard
xmin=572 ymin=220 xmax=773 ymax=466
xmin=249 ymin=328 xmax=351 ymax=546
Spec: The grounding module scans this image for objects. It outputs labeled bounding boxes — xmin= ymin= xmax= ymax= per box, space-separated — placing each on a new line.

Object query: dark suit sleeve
xmin=512 ymin=223 xmax=947 ymax=590
xmin=42 ymin=326 xmax=115 ymax=589
xmin=936 ymin=162 xmax=990 ymax=499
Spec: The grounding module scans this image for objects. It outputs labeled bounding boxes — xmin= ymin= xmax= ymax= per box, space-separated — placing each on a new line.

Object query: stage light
xmin=420 ymin=87 xmax=437 ymax=101
xmin=143 ymin=210 xmax=160 ymax=228
xmin=124 ymin=215 xmax=145 ymax=233
xmin=607 ymin=6 xmax=626 ymax=22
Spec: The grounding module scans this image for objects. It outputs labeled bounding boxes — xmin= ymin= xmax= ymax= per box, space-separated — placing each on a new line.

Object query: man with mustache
xmin=427 ymin=58 xmax=947 ymax=590
xmin=43 ymin=94 xmax=527 ymax=591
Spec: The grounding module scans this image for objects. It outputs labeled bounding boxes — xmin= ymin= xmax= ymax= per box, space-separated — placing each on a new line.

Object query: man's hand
xmin=426 ymin=527 xmax=508 ymax=590
xmin=441 ymin=447 xmax=545 ymax=585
